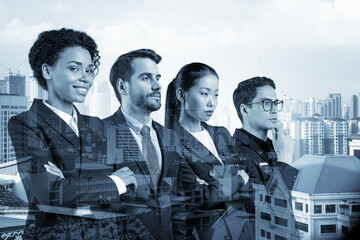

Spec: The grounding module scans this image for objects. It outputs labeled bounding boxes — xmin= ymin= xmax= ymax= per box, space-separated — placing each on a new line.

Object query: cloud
xmin=0 ymin=18 xmax=54 ymax=44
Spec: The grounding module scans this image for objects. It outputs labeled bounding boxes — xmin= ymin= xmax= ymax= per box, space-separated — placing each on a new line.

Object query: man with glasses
xmin=231 ymin=77 xmax=298 ymax=224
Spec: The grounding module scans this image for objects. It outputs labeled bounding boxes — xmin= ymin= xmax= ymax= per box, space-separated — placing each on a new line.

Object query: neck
xmin=242 ymin=125 xmax=268 ymax=142
xmin=47 ymin=96 xmax=73 ymax=115
xmin=122 ymin=103 xmax=151 ymax=125
xmin=179 ymin=107 xmax=202 ymax=132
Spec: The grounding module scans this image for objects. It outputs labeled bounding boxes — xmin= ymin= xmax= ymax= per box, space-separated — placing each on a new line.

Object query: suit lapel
xmin=175 ymin=122 xmax=224 ymax=173
xmin=31 ymin=99 xmax=81 ymax=151
xmin=111 ymin=109 xmax=153 ymax=188
xmin=233 ymin=129 xmax=268 ymax=163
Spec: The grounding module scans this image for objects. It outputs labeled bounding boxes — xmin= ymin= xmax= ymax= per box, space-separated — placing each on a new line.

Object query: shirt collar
xmin=43 ymin=100 xmax=78 ymax=127
xmin=121 ymin=107 xmax=152 ymax=135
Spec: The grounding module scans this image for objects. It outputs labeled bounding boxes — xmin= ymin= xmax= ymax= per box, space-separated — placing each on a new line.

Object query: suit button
xmin=209 ymin=170 xmax=216 ymax=177
xmin=154 ymin=209 xmax=159 ymax=215
xmin=224 ymin=234 xmax=231 ymax=240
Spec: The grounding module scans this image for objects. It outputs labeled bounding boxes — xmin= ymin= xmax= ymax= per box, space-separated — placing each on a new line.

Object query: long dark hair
xmin=165 ymin=62 xmax=218 ymax=129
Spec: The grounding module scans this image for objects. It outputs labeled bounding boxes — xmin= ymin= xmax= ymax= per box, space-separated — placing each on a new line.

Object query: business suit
xmin=102 ymin=108 xmax=186 ymax=240
xmin=8 ymin=99 xmax=119 ymax=239
xmin=172 ymin=121 xmax=252 ymax=240
xmin=232 ymin=128 xmax=299 ymax=214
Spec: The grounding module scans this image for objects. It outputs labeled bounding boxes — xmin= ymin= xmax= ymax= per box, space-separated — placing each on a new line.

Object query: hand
xmin=112 ymin=167 xmax=137 ymax=189
xmin=44 ymin=161 xmax=65 ymax=179
xmin=271 ymin=124 xmax=294 ymax=165
xmin=237 ymin=169 xmax=249 ymax=185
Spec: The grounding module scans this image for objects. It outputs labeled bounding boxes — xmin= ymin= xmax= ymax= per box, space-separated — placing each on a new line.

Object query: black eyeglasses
xmin=246 ymin=99 xmax=284 ymax=112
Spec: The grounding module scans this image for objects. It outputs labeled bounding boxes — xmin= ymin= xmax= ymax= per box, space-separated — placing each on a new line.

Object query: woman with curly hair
xmin=8 ymin=28 xmax=125 ymax=239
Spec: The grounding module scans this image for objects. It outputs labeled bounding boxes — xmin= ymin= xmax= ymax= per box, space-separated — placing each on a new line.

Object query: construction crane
xmin=0 ymin=58 xmax=28 ymax=76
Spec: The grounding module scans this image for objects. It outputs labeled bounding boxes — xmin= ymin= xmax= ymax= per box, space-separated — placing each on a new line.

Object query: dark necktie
xmin=140 ymin=126 xmax=161 ymax=188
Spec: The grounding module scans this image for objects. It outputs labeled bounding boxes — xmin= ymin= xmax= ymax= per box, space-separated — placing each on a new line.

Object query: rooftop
xmin=291 ymin=155 xmax=360 ymax=194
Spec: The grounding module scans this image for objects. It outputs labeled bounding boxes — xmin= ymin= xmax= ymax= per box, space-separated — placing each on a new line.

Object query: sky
xmin=0 ymin=0 xmax=359 ymax=127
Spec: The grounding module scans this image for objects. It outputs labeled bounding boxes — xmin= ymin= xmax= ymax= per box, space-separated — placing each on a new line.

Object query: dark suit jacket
xmin=8 ymin=99 xmax=119 ymax=239
xmin=232 ymin=128 xmax=298 ymax=214
xmin=102 ymin=108 xmax=186 ymax=240
xmin=172 ymin=122 xmax=254 ymax=239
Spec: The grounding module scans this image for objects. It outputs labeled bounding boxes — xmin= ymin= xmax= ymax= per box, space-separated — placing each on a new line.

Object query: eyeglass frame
xmin=245 ymin=98 xmax=284 ymax=112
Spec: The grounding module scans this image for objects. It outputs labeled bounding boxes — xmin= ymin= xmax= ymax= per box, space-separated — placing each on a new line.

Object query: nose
xmin=270 ymin=103 xmax=278 ymax=114
xmin=80 ymin=70 xmax=90 ymax=83
xmin=208 ymin=95 xmax=216 ymax=107
xmin=152 ymin=78 xmax=162 ymax=91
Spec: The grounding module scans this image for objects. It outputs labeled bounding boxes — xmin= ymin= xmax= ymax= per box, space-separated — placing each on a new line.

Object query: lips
xmin=73 ymin=86 xmax=88 ymax=94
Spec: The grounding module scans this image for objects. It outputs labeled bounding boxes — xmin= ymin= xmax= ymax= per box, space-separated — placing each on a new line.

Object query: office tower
xmin=350 ymin=95 xmax=358 ymax=119
xmin=328 ymin=93 xmax=342 ymax=118
xmin=299 ymin=116 xmax=324 ymax=157
xmin=254 ymin=155 xmax=360 ymax=240
xmin=0 ymin=94 xmax=28 ymax=163
xmin=5 ymin=74 xmax=26 ymax=96
xmin=27 ymin=76 xmax=48 ymax=107
xmin=324 ymin=118 xmax=348 ymax=155
xmin=0 ymin=79 xmax=6 ymax=93
xmin=342 ymin=104 xmax=350 ymax=121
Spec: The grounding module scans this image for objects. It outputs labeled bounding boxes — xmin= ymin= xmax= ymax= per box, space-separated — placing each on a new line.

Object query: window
xmin=275 ymin=198 xmax=287 ymax=208
xmin=274 ymin=235 xmax=287 ymax=240
xmin=295 ymin=202 xmax=303 ymax=211
xmin=265 ymin=195 xmax=271 ymax=204
xmin=326 ymin=204 xmax=336 ymax=213
xmin=314 ymin=205 xmax=322 ymax=214
xmin=261 ymin=229 xmax=265 ymax=237
xmin=342 ymin=226 xmax=349 ymax=235
xmin=305 ymin=204 xmax=308 ymax=212
xmin=275 ymin=216 xmax=288 ymax=227
xmin=260 ymin=194 xmax=263 ymax=202
xmin=266 ymin=232 xmax=271 ymax=239
xmin=261 ymin=212 xmax=271 ymax=222
xmin=295 ymin=221 xmax=308 ymax=232
xmin=352 ymin=205 xmax=360 ymax=212
xmin=321 ymin=224 xmax=336 ymax=234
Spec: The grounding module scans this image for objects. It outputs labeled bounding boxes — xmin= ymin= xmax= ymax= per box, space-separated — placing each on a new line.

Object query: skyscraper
xmin=0 ymin=94 xmax=28 ymax=163
xmin=328 ymin=93 xmax=342 ymax=118
xmin=5 ymin=74 xmax=26 ymax=96
xmin=350 ymin=95 xmax=358 ymax=119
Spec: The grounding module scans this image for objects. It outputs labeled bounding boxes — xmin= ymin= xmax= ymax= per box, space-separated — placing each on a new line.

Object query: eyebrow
xmin=138 ymin=72 xmax=162 ymax=79
xmin=200 ymin=87 xmax=219 ymax=91
xmin=67 ymin=61 xmax=94 ymax=67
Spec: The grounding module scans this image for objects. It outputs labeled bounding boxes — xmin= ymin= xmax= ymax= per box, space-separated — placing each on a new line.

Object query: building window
xmin=265 ymin=195 xmax=271 ymax=204
xmin=314 ymin=205 xmax=322 ymax=214
xmin=266 ymin=231 xmax=271 ymax=239
xmin=352 ymin=205 xmax=360 ymax=212
xmin=321 ymin=224 xmax=336 ymax=234
xmin=260 ymin=194 xmax=263 ymax=202
xmin=274 ymin=235 xmax=287 ymax=240
xmin=325 ymin=204 xmax=336 ymax=213
xmin=342 ymin=226 xmax=349 ymax=235
xmin=305 ymin=204 xmax=308 ymax=212
xmin=275 ymin=216 xmax=288 ymax=227
xmin=295 ymin=221 xmax=308 ymax=232
xmin=295 ymin=202 xmax=303 ymax=211
xmin=261 ymin=212 xmax=271 ymax=222
xmin=261 ymin=229 xmax=265 ymax=237
xmin=275 ymin=198 xmax=287 ymax=208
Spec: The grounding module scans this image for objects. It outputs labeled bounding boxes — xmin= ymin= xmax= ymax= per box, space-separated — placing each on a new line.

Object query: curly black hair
xmin=28 ymin=28 xmax=100 ymax=90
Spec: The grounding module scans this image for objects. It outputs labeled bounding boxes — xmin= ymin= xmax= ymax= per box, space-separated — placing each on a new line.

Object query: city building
xmin=323 ymin=118 xmax=348 ymax=155
xmin=348 ymin=133 xmax=360 ymax=159
xmin=350 ymin=95 xmax=358 ymax=119
xmin=254 ymin=155 xmax=360 ymax=240
xmin=4 ymin=74 xmax=26 ymax=96
xmin=0 ymin=94 xmax=28 ymax=163
xmin=27 ymin=76 xmax=47 ymax=108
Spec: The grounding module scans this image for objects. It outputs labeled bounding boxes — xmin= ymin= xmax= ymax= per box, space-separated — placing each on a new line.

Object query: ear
xmin=41 ymin=64 xmax=52 ymax=80
xmin=240 ymin=103 xmax=248 ymax=116
xmin=176 ymin=88 xmax=185 ymax=103
xmin=116 ymin=78 xmax=127 ymax=95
